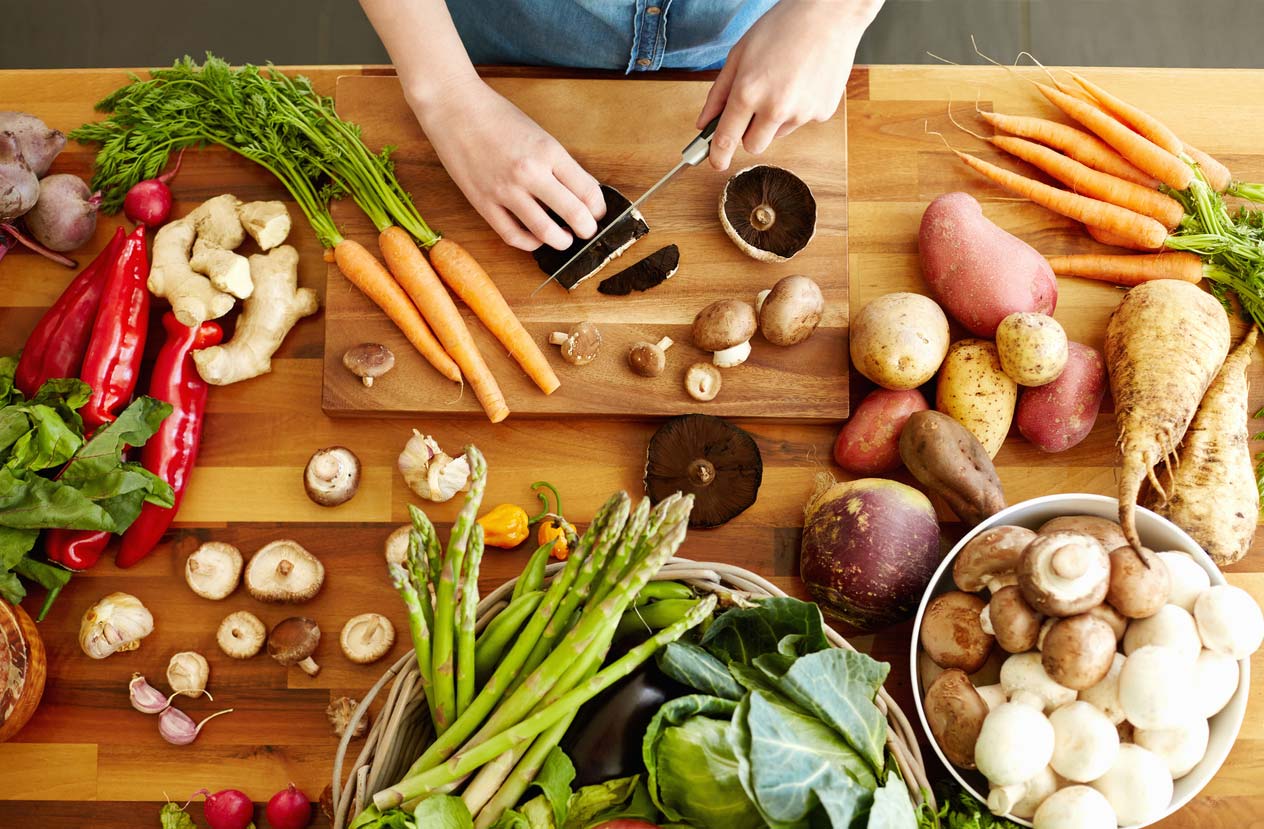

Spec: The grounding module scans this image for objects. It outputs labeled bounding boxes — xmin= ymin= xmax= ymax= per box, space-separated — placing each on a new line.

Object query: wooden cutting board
xmin=321 ymin=75 xmax=848 ymax=420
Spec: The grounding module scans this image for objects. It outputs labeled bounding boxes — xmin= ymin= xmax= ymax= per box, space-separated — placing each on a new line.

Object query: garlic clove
xmin=129 ymin=673 xmax=172 ymax=715
xmin=159 ymin=705 xmax=234 ymax=746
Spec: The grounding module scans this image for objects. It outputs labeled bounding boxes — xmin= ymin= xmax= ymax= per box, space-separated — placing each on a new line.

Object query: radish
xmin=123 ymin=148 xmax=183 ymax=226
xmin=199 ymin=788 xmax=254 ymax=829
xmin=265 ymin=783 xmax=312 ymax=829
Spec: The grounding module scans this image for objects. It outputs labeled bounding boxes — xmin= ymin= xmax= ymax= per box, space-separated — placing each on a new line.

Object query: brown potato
xmin=996 ymin=312 xmax=1069 ymax=386
xmin=936 ymin=339 xmax=1017 ymax=458
xmin=849 ymin=292 xmax=950 ymax=390
xmin=900 ymin=410 xmax=1007 ymax=525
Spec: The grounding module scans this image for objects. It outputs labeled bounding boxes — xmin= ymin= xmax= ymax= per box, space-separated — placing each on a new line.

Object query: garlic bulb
xmin=397 ymin=431 xmax=471 ymax=502
xmin=80 ymin=592 xmax=154 ymax=659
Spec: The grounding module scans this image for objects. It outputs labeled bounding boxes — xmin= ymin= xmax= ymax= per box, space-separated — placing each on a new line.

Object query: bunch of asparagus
xmin=371 ymin=445 xmax=715 ymax=827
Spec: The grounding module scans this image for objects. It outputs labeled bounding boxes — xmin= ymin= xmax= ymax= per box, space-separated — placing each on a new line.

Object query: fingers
xmin=697 ymin=62 xmax=736 ymax=130
xmin=534 ymin=175 xmax=599 ymax=241
xmin=742 ymin=111 xmax=783 ymax=156
xmin=481 ymin=203 xmax=543 ymax=252
xmin=709 ymin=99 xmax=754 ymax=172
xmin=553 ymin=157 xmax=607 ymax=222
xmin=505 ymin=192 xmax=574 ymax=251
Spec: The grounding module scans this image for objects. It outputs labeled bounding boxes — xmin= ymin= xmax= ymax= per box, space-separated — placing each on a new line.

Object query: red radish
xmin=123 ymin=148 xmax=183 ymax=226
xmin=265 ymin=783 xmax=312 ymax=829
xmin=199 ymin=788 xmax=254 ymax=829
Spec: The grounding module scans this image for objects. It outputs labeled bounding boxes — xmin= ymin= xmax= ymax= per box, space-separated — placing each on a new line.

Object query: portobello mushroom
xmin=598 ymin=244 xmax=680 ymax=296
xmin=533 ymin=184 xmax=649 ymax=290
xmin=644 ymin=414 xmax=763 ymax=528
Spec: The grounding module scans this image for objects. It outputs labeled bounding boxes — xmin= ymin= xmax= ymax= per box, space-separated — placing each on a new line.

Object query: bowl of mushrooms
xmin=910 ymin=493 xmax=1260 ymax=829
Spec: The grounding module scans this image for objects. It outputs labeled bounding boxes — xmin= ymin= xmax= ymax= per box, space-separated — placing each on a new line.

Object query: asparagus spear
xmin=469 ymin=717 xmax=571 ymax=828
xmin=408 ymin=503 xmax=444 ymax=595
xmin=389 ymin=562 xmax=438 ymax=727
xmin=456 ymin=522 xmax=485 ymax=717
xmin=473 ymin=590 xmax=545 ymax=683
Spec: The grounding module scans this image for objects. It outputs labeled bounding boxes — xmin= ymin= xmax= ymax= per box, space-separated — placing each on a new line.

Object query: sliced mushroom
xmin=597 ymin=244 xmax=680 ymax=295
xmin=185 ymin=541 xmax=244 ymax=600
xmin=756 ymin=275 xmax=825 ymax=346
xmin=643 ymin=414 xmax=762 ymax=528
xmin=684 ymin=362 xmax=722 ymax=402
xmin=217 ymin=610 xmax=266 ymax=659
xmin=549 ymin=321 xmax=602 ymax=366
xmin=304 ymin=446 xmax=361 ymax=507
xmin=245 ymin=540 xmax=326 ymax=603
xmin=327 ymin=696 xmax=368 ymax=739
xmin=1018 ymin=531 xmax=1110 ymax=617
xmin=340 ymin=613 xmax=396 ymax=664
xmin=719 ymin=165 xmax=817 ymax=262
xmin=692 ymin=299 xmax=756 ymax=367
xmin=628 ymin=337 xmax=673 ymax=378
xmin=268 ymin=617 xmax=321 ymax=676
xmin=342 ymin=343 xmax=395 ymax=387
xmin=532 ymin=185 xmax=649 ymax=289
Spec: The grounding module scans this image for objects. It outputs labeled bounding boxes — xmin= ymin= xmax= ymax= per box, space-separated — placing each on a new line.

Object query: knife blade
xmin=530 ymin=114 xmax=722 ymax=296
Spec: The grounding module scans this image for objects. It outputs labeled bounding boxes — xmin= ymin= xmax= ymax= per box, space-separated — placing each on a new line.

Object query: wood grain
xmin=321 ymin=75 xmax=850 ymax=420
xmin=0 ymin=64 xmax=1261 ymax=828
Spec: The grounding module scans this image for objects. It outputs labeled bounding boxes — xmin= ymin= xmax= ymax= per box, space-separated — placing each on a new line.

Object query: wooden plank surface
xmin=0 ymin=64 xmax=1262 ymax=828
xmin=321 ymin=75 xmax=849 ymax=420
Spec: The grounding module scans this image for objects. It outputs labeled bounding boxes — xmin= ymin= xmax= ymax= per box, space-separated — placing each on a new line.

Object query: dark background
xmin=2 ymin=0 xmax=1259 ymax=70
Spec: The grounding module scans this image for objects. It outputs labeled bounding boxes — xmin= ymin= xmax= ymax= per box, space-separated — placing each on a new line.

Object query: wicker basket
xmin=331 ymin=559 xmax=933 ymax=828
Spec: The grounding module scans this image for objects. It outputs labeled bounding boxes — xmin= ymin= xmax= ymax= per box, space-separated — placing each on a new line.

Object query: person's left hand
xmin=697 ymin=0 xmax=880 ymax=171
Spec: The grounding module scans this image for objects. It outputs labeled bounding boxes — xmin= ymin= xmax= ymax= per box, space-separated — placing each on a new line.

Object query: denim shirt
xmin=447 ymin=0 xmax=778 ymax=72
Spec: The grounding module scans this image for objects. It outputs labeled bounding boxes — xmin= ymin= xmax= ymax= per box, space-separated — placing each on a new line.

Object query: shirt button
xmin=647 ymin=5 xmax=661 ymax=13
xmin=636 ymin=58 xmax=652 ymax=67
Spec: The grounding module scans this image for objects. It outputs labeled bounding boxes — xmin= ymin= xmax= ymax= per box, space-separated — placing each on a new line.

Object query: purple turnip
xmin=0 ymin=112 xmax=65 ymax=177
xmin=0 ymin=132 xmax=39 ymax=221
xmin=124 ymin=148 xmax=183 ymax=226
xmin=25 ymin=173 xmax=100 ymax=252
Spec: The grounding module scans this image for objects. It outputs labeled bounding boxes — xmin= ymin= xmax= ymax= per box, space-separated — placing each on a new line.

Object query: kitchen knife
xmin=530 ymin=114 xmax=722 ymax=296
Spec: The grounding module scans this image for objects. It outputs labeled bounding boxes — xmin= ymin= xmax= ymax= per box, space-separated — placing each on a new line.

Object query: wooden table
xmin=0 ymin=64 xmax=1261 ymax=828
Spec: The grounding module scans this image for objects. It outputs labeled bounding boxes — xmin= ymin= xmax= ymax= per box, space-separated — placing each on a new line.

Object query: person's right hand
xmin=412 ymin=77 xmax=606 ymax=252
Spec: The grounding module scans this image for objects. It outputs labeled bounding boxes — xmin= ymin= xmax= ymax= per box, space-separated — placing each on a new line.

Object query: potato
xmin=935 ymin=339 xmax=1017 ymax=457
xmin=1017 ymin=342 xmax=1107 ymax=453
xmin=919 ymin=192 xmax=1057 ymax=337
xmin=833 ymin=388 xmax=929 ymax=474
xmin=849 ymin=292 xmax=950 ymax=390
xmin=996 ymin=312 xmax=1068 ymax=386
xmin=900 ymin=410 xmax=1007 ymax=525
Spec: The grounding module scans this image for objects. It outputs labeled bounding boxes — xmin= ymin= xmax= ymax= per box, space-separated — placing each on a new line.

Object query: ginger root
xmin=238 ymin=201 xmax=291 ymax=251
xmin=192 ymin=245 xmax=318 ymax=385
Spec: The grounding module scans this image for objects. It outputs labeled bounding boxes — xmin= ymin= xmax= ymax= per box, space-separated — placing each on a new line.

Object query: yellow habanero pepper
xmin=477 ymin=503 xmax=530 ymax=548
xmin=538 ymin=519 xmax=569 ymax=561
xmin=528 ymin=481 xmax=569 ymax=560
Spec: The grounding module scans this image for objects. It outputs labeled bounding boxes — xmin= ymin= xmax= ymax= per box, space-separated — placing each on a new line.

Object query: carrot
xmin=1104 ymin=279 xmax=1231 ymax=555
xmin=1045 ymin=252 xmax=1205 ymax=286
xmin=990 ymin=135 xmax=1185 ymax=229
xmin=1183 ymin=143 xmax=1233 ymax=192
xmin=952 ymin=149 xmax=1169 ymax=250
xmin=979 ymin=111 xmax=1159 ymax=189
xmin=427 ymin=238 xmax=561 ymax=396
xmin=1069 ymin=73 xmax=1185 ymax=156
xmin=1085 ymin=224 xmax=1160 ymax=251
xmin=1034 ymin=83 xmax=1194 ymax=191
xmin=1143 ymin=327 xmax=1258 ymax=565
xmin=379 ymin=227 xmax=509 ymax=423
xmin=333 ymin=239 xmax=463 ymax=384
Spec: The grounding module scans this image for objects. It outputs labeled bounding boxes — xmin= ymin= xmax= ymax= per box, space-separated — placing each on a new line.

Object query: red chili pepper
xmin=79 ymin=225 xmax=150 ymax=432
xmin=44 ymin=528 xmax=112 ymax=571
xmin=115 ymin=313 xmax=222 ymax=568
xmin=14 ymin=227 xmax=125 ymax=397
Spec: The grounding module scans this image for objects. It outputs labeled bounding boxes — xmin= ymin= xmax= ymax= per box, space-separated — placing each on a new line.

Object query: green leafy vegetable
xmin=412 ymin=795 xmax=473 ymax=829
xmin=158 ymin=801 xmax=197 ymax=829
xmin=656 ymin=641 xmax=744 ymax=700
xmin=700 ymin=596 xmax=829 ymax=666
xmin=564 ymin=776 xmax=656 ymax=829
xmin=869 ymin=773 xmax=919 ymax=829
xmin=532 ymin=747 xmax=576 ymax=828
xmin=917 ymin=784 xmax=1025 ymax=829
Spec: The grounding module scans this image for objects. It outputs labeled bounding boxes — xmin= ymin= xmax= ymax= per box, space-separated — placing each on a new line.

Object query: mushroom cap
xmin=1123 ymin=603 xmax=1201 ymax=661
xmin=1041 ymin=613 xmax=1118 ymax=690
xmin=1193 ymin=648 xmax=1240 ymax=719
xmin=1195 ymin=584 xmax=1264 ymax=660
xmin=954 ymin=525 xmax=1035 ymax=592
xmin=217 ymin=610 xmax=266 ymax=659
xmin=342 ymin=343 xmax=395 ymax=381
xmin=384 ymin=525 xmax=410 ymax=566
xmin=984 ymin=585 xmax=1043 ymax=654
xmin=166 ymin=651 xmax=210 ymax=698
xmin=597 ymin=244 xmax=680 ymax=296
xmin=532 ymin=184 xmax=649 ymax=289
xmin=1032 ymin=785 xmax=1117 ymax=829
xmin=1156 ymin=551 xmax=1210 ymax=613
xmin=999 ymin=651 xmax=1076 ymax=713
xmin=1106 ymin=545 xmax=1171 ymax=619
xmin=719 ymin=165 xmax=817 ymax=262
xmin=758 ymin=275 xmax=825 ymax=346
xmin=1079 ymin=652 xmax=1128 ymax=724
xmin=340 ymin=612 xmax=396 ymax=664
xmin=1119 ymin=645 xmax=1194 ymax=729
xmin=684 ymin=362 xmax=722 ymax=401
xmin=184 ymin=541 xmax=244 ymax=600
xmin=974 ymin=697 xmax=1055 ymax=786
xmin=1049 ymin=700 xmax=1121 ymax=782
xmin=268 ymin=616 xmax=321 ymax=665
xmin=1085 ymin=602 xmax=1128 ymax=642
xmin=1135 ymin=717 xmax=1209 ymax=779
xmin=923 ymin=668 xmax=989 ymax=769
xmin=627 ymin=338 xmax=670 ymax=377
xmin=1037 ymin=515 xmax=1128 ymax=552
xmin=643 ymin=414 xmax=762 ymax=528
xmin=245 ymin=540 xmax=326 ymax=603
xmin=1090 ymin=743 xmax=1174 ymax=827
xmin=327 ymin=696 xmax=368 ymax=739
xmin=304 ymin=446 xmax=361 ymax=507
xmin=920 ymin=590 xmax=994 ymax=673
xmin=692 ymin=299 xmax=757 ymax=352
xmin=558 ymin=321 xmax=602 ymax=365
xmin=1018 ymin=531 xmax=1110 ymax=616
xmin=711 ymin=340 xmax=752 ymax=369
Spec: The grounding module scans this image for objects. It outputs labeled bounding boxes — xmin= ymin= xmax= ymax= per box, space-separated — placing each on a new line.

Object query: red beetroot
xmin=266 ymin=783 xmax=312 ymax=829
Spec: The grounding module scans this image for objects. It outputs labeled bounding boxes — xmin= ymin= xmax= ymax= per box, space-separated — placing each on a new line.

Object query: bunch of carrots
xmin=944 ymin=59 xmax=1264 ymax=329
xmin=72 ymin=56 xmax=558 ymax=423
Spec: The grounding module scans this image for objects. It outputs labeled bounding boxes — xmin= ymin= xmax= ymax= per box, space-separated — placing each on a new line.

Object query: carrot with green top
xmin=1068 ymin=74 xmax=1186 ymax=156
xmin=979 ymin=110 xmax=1158 ymax=188
xmin=1184 ymin=144 xmax=1233 ymax=192
xmin=1045 ymin=252 xmax=1212 ymax=286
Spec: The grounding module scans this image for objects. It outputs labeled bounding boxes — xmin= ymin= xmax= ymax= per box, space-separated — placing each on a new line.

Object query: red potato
xmin=1017 ymin=341 xmax=1107 ymax=453
xmin=833 ymin=388 xmax=929 ymax=474
xmin=918 ymin=192 xmax=1057 ymax=337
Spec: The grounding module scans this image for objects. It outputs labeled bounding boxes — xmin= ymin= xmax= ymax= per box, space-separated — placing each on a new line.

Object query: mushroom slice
xmin=217 ymin=610 xmax=266 ymax=659
xmin=268 ymin=616 xmax=321 ymax=676
xmin=532 ymin=184 xmax=649 ymax=289
xmin=644 ymin=414 xmax=762 ymax=528
xmin=340 ymin=613 xmax=396 ymax=664
xmin=245 ymin=540 xmax=326 ymax=603
xmin=185 ymin=541 xmax=244 ymax=600
xmin=343 ymin=343 xmax=395 ymax=387
xmin=304 ymin=446 xmax=361 ymax=507
xmin=597 ymin=244 xmax=680 ymax=296
xmin=719 ymin=165 xmax=817 ymax=262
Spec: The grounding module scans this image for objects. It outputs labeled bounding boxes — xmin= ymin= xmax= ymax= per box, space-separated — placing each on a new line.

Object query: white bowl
xmin=909 ymin=493 xmax=1250 ymax=828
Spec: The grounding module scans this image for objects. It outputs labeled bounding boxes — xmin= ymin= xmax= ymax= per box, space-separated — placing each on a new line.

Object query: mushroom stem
xmin=276 ymin=559 xmax=293 ymax=577
xmin=656 ymin=336 xmax=674 ymax=351
xmin=751 ymin=204 xmax=777 ymax=231
xmin=297 ymin=656 xmax=321 ymax=677
xmin=688 ymin=459 xmax=716 ymax=487
xmin=362 ymin=375 xmax=374 ymax=387
xmin=548 ymin=332 xmax=568 ymax=346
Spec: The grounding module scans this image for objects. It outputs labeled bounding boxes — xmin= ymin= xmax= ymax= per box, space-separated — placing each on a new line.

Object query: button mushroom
xmin=167 ymin=651 xmax=210 ymax=698
xmin=245 ymin=540 xmax=325 ymax=603
xmin=384 ymin=525 xmax=410 ymax=566
xmin=1041 ymin=613 xmax=1117 ymax=690
xmin=989 ymin=765 xmax=1059 ymax=820
xmin=1135 ymin=718 xmax=1209 ymax=779
xmin=1194 ymin=583 xmax=1264 ymax=660
xmin=719 ymin=165 xmax=817 ymax=262
xmin=1018 ymin=531 xmax=1110 ymax=617
xmin=1119 ymin=645 xmax=1195 ymax=729
xmin=340 ymin=613 xmax=396 ymax=665
xmin=692 ymin=299 xmax=757 ymax=368
xmin=1106 ymin=545 xmax=1170 ymax=618
xmin=974 ymin=691 xmax=1055 ymax=787
xmin=1090 ymin=743 xmax=1174 ymax=827
xmin=549 ymin=321 xmax=602 ymax=366
xmin=953 ymin=526 xmax=1034 ymax=593
xmin=1080 ymin=652 xmax=1127 ymax=724
xmin=1032 ymin=785 xmax=1117 ymax=829
xmin=217 ymin=610 xmax=266 ymax=659
xmin=923 ymin=668 xmax=988 ymax=769
xmin=981 ymin=585 xmax=1042 ymax=654
xmin=184 ymin=541 xmax=244 ymax=601
xmin=684 ymin=362 xmax=722 ymax=401
xmin=304 ymin=446 xmax=361 ymax=507
xmin=1122 ymin=604 xmax=1201 ymax=661
xmin=1037 ymin=515 xmax=1128 ymax=552
xmin=999 ymin=652 xmax=1076 ymax=713
xmin=627 ymin=337 xmax=673 ymax=378
xmin=755 ymin=275 xmax=825 ymax=346
xmin=269 ymin=616 xmax=321 ymax=676
xmin=643 ymin=414 xmax=762 ymax=528
xmin=1049 ymin=700 xmax=1120 ymax=782
xmin=920 ymin=591 xmax=994 ymax=673
xmin=342 ymin=343 xmax=395 ymax=387
xmin=1193 ymin=648 xmax=1240 ymax=719
xmin=1156 ymin=551 xmax=1210 ymax=613
xmin=1086 ymin=602 xmax=1128 ymax=642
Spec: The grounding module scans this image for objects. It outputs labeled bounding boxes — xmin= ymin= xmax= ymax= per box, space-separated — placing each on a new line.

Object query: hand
xmin=412 ymin=77 xmax=606 ymax=251
xmin=697 ymin=0 xmax=880 ymax=171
